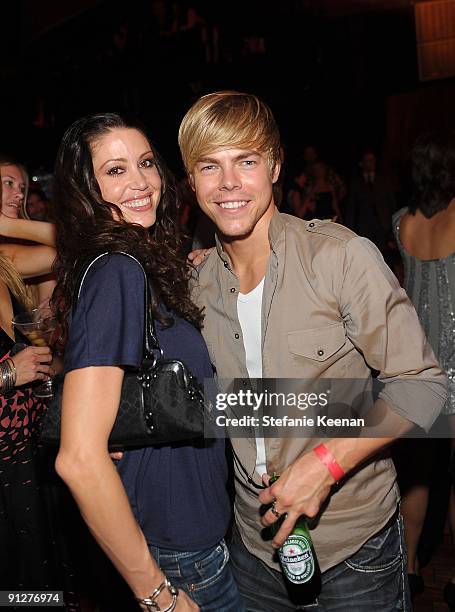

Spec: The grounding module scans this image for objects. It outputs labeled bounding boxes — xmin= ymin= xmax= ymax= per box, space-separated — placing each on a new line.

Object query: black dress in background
xmin=0 ymin=294 xmax=54 ymax=589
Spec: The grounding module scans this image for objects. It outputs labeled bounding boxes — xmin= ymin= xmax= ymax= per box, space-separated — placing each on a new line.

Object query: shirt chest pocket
xmin=287 ymin=322 xmax=347 ymax=367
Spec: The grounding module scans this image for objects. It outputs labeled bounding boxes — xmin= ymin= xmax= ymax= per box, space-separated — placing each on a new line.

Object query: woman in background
xmin=0 ymin=156 xmax=55 ymax=306
xmin=0 ymin=156 xmax=28 ymax=220
xmin=0 ymin=203 xmax=57 ymax=588
xmin=393 ymin=132 xmax=455 ymax=607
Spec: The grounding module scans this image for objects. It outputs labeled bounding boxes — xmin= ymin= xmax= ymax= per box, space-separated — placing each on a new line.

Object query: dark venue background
xmin=2 ymin=1 xmax=455 ymax=609
xmin=2 ymin=0 xmax=455 ymax=187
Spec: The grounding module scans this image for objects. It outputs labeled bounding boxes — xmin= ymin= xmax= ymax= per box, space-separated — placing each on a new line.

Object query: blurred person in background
xmin=286 ymin=167 xmax=315 ymax=219
xmin=345 ymin=149 xmax=396 ymax=255
xmin=0 ymin=157 xmax=55 ymax=307
xmin=302 ymin=144 xmax=347 ymax=204
xmin=305 ymin=160 xmax=342 ymax=221
xmin=26 ymin=186 xmax=50 ymax=222
xmin=0 ymin=195 xmax=58 ymax=589
xmin=0 ymin=157 xmax=28 ymax=220
xmin=393 ymin=132 xmax=455 ymax=607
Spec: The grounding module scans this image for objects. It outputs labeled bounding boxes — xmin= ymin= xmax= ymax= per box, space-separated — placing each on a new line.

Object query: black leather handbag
xmin=40 ymin=252 xmax=212 ymax=449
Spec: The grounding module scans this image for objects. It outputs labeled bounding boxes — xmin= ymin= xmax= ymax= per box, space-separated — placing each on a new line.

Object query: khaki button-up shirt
xmin=192 ymin=209 xmax=447 ymax=573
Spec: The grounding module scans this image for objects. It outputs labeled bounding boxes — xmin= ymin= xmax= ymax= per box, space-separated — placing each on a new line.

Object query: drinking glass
xmin=12 ymin=307 xmax=57 ymax=398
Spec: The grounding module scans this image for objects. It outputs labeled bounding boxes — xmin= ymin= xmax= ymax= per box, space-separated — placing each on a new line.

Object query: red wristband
xmin=313 ymin=443 xmax=345 ymax=482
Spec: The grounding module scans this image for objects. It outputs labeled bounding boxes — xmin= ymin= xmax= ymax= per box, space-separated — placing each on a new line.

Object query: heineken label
xmin=279 ymin=535 xmax=315 ymax=584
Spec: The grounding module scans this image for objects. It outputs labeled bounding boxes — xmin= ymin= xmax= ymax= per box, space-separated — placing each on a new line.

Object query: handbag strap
xmin=72 ymin=251 xmax=163 ymax=363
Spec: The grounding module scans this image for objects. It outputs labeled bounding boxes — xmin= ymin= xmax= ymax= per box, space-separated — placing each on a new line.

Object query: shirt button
xmin=317 ymin=349 xmax=324 ymax=356
xmin=230 ymin=287 xmax=236 ymax=293
xmin=223 ymin=261 xmax=229 ymax=268
xmin=234 ymin=333 xmax=240 ymax=339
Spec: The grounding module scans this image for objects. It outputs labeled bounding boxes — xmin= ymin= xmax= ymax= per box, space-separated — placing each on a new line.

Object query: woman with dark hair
xmin=52 ymin=114 xmax=242 ymax=612
xmin=393 ymin=131 xmax=455 ymax=606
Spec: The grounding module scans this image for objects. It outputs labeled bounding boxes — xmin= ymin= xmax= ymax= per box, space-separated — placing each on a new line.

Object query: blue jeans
xmin=229 ymin=513 xmax=411 ymax=611
xmin=148 ymin=539 xmax=245 ymax=611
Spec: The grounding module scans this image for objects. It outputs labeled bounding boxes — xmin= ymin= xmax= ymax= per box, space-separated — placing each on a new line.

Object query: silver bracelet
xmin=136 ymin=577 xmax=179 ymax=612
xmin=0 ymin=363 xmax=6 ymax=392
xmin=0 ymin=359 xmax=16 ymax=393
xmin=6 ymin=358 xmax=16 ymax=386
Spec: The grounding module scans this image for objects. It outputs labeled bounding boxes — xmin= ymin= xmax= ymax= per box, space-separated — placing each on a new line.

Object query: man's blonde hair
xmin=178 ymin=91 xmax=281 ymax=173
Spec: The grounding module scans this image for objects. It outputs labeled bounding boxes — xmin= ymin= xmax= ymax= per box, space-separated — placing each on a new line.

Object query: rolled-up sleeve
xmin=339 ymin=236 xmax=447 ymax=432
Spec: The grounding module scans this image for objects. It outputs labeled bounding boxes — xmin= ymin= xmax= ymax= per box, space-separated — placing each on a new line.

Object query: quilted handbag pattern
xmin=40 ymin=252 xmax=211 ymax=449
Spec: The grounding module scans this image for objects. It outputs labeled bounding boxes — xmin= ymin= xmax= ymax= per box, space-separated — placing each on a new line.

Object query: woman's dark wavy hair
xmin=409 ymin=131 xmax=455 ymax=218
xmin=51 ymin=112 xmax=202 ymax=352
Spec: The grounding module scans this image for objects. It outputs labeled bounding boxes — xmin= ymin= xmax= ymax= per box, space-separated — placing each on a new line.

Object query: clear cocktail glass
xmin=12 ymin=307 xmax=57 ymax=398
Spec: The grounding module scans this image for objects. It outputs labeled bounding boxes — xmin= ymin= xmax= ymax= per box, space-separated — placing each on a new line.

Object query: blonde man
xmin=179 ymin=91 xmax=446 ymax=611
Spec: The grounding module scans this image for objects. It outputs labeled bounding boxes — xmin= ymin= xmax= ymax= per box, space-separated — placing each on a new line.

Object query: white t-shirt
xmin=237 ymin=278 xmax=266 ymax=477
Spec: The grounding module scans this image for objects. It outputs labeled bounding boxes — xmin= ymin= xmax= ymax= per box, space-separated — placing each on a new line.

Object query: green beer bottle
xmin=269 ymin=474 xmax=322 ymax=605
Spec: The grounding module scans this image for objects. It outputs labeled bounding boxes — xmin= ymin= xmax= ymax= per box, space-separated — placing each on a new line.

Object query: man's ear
xmin=188 ymin=172 xmax=195 ymax=191
xmin=271 ymin=161 xmax=281 ymax=184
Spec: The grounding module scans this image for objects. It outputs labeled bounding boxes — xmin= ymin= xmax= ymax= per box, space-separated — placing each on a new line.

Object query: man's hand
xmin=187 ymin=248 xmax=213 ymax=267
xmin=258 ymin=450 xmax=335 ymax=548
xmin=109 ymin=450 xmax=124 ymax=461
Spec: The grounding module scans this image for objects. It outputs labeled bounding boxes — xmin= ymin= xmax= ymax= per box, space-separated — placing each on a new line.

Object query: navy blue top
xmin=65 ymin=253 xmax=230 ymax=551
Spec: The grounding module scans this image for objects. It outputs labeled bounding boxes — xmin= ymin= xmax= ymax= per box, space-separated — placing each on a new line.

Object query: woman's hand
xmin=137 ymin=575 xmax=200 ymax=612
xmin=187 ymin=248 xmax=212 ymax=267
xmin=145 ymin=588 xmax=199 ymax=612
xmin=175 ymin=591 xmax=199 ymax=611
xmin=11 ymin=346 xmax=53 ymax=386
